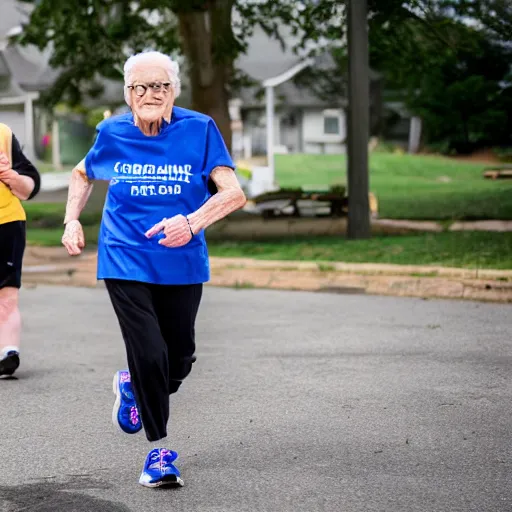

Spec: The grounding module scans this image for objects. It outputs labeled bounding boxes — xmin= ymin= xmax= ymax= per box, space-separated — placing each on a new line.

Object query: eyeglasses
xmin=127 ymin=81 xmax=172 ymax=97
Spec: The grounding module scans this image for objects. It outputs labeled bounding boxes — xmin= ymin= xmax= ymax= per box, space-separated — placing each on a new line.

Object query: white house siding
xmin=243 ymin=107 xmax=349 ymax=156
xmin=0 ymin=105 xmax=25 ymax=147
xmin=302 ymin=108 xmax=346 ymax=154
xmin=279 ymin=110 xmax=302 ymax=153
xmin=244 ymin=109 xmax=282 ymax=155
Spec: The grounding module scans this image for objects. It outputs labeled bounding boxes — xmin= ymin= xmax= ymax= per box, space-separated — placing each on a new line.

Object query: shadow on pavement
xmin=0 ymin=477 xmax=131 ymax=512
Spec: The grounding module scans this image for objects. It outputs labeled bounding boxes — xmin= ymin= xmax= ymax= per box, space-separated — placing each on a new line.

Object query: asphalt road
xmin=0 ymin=286 xmax=510 ymax=512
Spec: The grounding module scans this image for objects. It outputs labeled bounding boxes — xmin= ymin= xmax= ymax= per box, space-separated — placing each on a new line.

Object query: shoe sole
xmin=139 ymin=474 xmax=184 ymax=488
xmin=0 ymin=353 xmax=20 ymax=377
xmin=112 ymin=372 xmax=141 ymax=435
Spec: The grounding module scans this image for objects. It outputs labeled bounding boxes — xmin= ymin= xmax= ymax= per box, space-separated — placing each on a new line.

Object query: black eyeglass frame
xmin=126 ymin=82 xmax=172 ymax=97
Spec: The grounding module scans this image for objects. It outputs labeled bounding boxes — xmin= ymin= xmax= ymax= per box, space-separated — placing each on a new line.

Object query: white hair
xmin=123 ymin=51 xmax=181 ymax=105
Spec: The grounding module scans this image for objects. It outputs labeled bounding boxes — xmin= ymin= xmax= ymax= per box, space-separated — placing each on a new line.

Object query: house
xmin=234 ymin=43 xmax=345 ymax=156
xmin=232 ymin=28 xmax=381 ymax=158
xmin=232 ymin=27 xmax=418 ymax=160
xmin=0 ymin=1 xmax=57 ymax=160
xmin=0 ymin=0 xmax=125 ymax=166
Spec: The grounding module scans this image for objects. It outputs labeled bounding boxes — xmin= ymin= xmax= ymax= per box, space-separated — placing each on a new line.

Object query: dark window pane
xmin=324 ymin=116 xmax=340 ymax=134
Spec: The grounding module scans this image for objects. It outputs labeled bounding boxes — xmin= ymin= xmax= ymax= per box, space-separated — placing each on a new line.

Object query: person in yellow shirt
xmin=0 ymin=123 xmax=40 ymax=377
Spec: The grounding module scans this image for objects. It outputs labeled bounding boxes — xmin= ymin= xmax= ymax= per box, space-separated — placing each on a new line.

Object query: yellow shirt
xmin=0 ymin=123 xmax=26 ymax=224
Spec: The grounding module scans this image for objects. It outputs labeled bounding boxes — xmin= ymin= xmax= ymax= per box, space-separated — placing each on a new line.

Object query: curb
xmin=208 ymin=267 xmax=512 ymax=302
xmin=207 ymin=258 xmax=512 ymax=303
xmin=209 ymin=257 xmax=512 ymax=280
xmin=21 ymin=254 xmax=512 ymax=303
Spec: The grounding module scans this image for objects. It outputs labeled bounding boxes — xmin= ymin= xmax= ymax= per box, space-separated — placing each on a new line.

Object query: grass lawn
xmin=25 ymin=224 xmax=512 ymax=270
xmin=275 ymin=153 xmax=512 ymax=221
xmin=207 ymin=232 xmax=512 ymax=270
xmin=35 ymin=161 xmax=73 ymax=174
xmin=24 ymin=152 xmax=512 ymax=269
xmin=24 ymin=202 xmax=101 ymax=247
xmin=24 ymin=202 xmax=101 ymax=227
xmin=27 ymin=225 xmax=100 ymax=247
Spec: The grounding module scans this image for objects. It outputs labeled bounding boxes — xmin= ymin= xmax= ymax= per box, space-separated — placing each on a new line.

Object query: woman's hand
xmin=0 ymin=151 xmax=10 ymax=171
xmin=62 ymin=220 xmax=85 ymax=256
xmin=0 ymin=152 xmax=16 ymax=183
xmin=0 ymin=152 xmax=36 ymax=200
xmin=145 ymin=214 xmax=193 ymax=248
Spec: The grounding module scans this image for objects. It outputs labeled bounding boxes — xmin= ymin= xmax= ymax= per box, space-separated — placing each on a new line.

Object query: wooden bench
xmin=483 ymin=168 xmax=512 ymax=180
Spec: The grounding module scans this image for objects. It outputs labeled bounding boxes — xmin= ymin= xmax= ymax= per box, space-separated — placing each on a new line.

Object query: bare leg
xmin=0 ymin=287 xmax=21 ymax=375
xmin=0 ymin=287 xmax=21 ymax=349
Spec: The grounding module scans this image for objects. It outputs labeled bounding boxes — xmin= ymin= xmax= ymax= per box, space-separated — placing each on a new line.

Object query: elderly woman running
xmin=61 ymin=51 xmax=246 ymax=488
xmin=0 ymin=124 xmax=40 ymax=377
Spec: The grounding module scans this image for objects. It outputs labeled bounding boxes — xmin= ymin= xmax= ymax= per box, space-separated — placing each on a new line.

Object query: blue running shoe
xmin=112 ymin=370 xmax=142 ymax=434
xmin=139 ymin=448 xmax=184 ymax=488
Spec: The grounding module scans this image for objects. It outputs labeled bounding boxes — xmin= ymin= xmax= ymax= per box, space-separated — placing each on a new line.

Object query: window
xmin=324 ymin=116 xmax=340 ymax=135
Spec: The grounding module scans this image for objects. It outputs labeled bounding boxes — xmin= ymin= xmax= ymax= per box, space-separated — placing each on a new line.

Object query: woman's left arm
xmin=146 ymin=166 xmax=246 ymax=248
xmin=187 ymin=166 xmax=246 ymax=233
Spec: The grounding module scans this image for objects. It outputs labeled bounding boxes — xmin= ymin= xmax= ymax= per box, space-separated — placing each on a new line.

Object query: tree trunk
xmin=177 ymin=1 xmax=235 ymax=151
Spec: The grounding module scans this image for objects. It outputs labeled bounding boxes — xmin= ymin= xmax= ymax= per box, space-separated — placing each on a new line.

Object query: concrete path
xmin=40 ymin=171 xmax=72 ymax=191
xmin=0 ymin=286 xmax=510 ymax=511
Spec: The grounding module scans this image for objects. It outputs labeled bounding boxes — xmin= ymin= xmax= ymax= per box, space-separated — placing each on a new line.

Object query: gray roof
xmin=236 ymin=42 xmax=344 ymax=109
xmin=0 ymin=77 xmax=25 ymax=99
xmin=235 ymin=27 xmax=304 ymax=82
xmin=0 ymin=0 xmax=31 ymax=41
xmin=235 ymin=28 xmax=355 ymax=109
xmin=0 ymin=53 xmax=25 ymax=98
xmin=239 ymin=78 xmax=345 ymax=110
xmin=234 ymin=26 xmax=382 ymax=110
xmin=2 ymin=45 xmax=56 ymax=91
xmin=0 ymin=53 xmax=10 ymax=77
xmin=0 ymin=1 xmax=56 ymax=96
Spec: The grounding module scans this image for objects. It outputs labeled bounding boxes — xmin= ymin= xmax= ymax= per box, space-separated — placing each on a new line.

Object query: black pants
xmin=0 ymin=221 xmax=26 ymax=289
xmin=105 ymin=279 xmax=203 ymax=442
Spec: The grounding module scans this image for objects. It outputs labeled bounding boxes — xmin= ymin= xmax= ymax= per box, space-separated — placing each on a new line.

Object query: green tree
xmin=409 ymin=32 xmax=511 ymax=153
xmin=368 ymin=1 xmax=512 ymax=153
xmin=440 ymin=0 xmax=512 ymax=42
xmin=15 ymin=0 xmax=341 ymax=151
xmin=291 ymin=1 xmax=512 ymax=152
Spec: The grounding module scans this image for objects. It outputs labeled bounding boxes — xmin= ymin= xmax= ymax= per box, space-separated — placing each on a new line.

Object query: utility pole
xmin=347 ymin=0 xmax=371 ymax=239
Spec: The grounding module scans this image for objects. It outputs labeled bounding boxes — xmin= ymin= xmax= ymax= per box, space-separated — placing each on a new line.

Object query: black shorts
xmin=0 ymin=221 xmax=26 ymax=289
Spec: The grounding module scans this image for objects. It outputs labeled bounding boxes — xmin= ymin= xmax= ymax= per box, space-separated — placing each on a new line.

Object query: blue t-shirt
xmin=84 ymin=107 xmax=235 ymax=285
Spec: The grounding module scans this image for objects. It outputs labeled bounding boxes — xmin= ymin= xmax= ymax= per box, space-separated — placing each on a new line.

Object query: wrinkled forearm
xmin=2 ymin=172 xmax=35 ymax=200
xmin=187 ymin=188 xmax=246 ymax=233
xmin=187 ymin=169 xmax=246 ymax=234
xmin=64 ymin=168 xmax=93 ymax=224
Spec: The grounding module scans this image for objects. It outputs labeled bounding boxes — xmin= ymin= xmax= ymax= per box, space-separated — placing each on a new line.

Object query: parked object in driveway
xmin=247 ymin=186 xmax=378 ymax=219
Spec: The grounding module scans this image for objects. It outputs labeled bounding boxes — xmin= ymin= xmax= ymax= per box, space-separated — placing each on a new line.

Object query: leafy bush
xmin=237 ymin=167 xmax=253 ymax=180
xmin=373 ymin=140 xmax=398 ymax=154
xmin=494 ymin=147 xmax=512 ymax=163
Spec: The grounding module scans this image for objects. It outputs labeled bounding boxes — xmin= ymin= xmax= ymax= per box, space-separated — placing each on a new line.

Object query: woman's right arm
xmin=62 ymin=160 xmax=94 ymax=256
